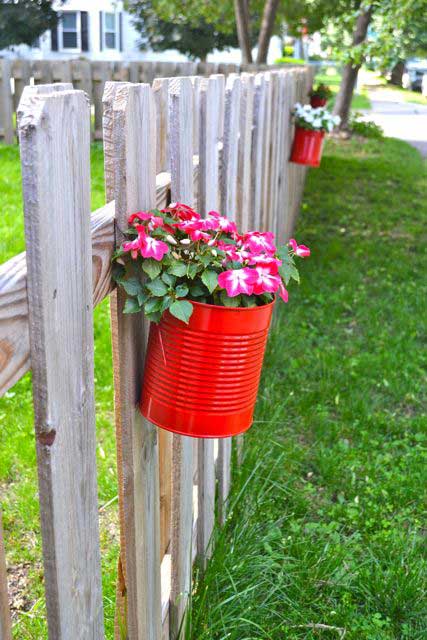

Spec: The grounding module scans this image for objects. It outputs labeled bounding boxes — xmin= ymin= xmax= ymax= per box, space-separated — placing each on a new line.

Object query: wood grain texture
xmin=251 ymin=73 xmax=267 ymax=229
xmin=107 ymin=82 xmax=162 ymax=640
xmin=261 ymin=72 xmax=273 ymax=231
xmin=198 ymin=76 xmax=223 ymax=216
xmin=0 ymin=60 xmax=14 ymax=143
xmin=0 ymin=509 xmax=11 ymax=640
xmin=18 ymin=89 xmax=104 ymax=639
xmin=153 ymin=78 xmax=171 ymax=174
xmin=220 ymin=74 xmax=241 ymax=220
xmin=218 ymin=72 xmax=242 ymax=524
xmin=266 ymin=72 xmax=280 ymax=233
xmin=237 ymin=73 xmax=255 ymax=232
xmin=169 ymin=76 xmax=194 ymax=640
xmin=196 ymin=75 xmax=222 ymax=569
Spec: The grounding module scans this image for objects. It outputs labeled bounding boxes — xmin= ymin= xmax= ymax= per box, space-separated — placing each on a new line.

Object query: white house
xmin=2 ymin=0 xmax=183 ymax=62
xmin=1 ymin=0 xmax=282 ymax=64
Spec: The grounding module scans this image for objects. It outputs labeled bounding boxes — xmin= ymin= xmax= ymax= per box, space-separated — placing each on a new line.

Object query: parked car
xmin=402 ymin=58 xmax=427 ymax=91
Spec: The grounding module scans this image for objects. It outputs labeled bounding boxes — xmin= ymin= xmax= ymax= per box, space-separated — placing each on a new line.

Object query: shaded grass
xmin=0 ymin=143 xmax=117 ymax=638
xmin=189 ymin=138 xmax=427 ymax=639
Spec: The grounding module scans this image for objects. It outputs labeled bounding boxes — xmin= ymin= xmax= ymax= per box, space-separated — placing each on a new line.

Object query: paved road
xmin=366 ymin=88 xmax=427 ymax=157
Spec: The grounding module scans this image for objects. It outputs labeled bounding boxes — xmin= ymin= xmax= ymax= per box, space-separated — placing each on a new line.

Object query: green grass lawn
xmin=0 ymin=143 xmax=118 ymax=638
xmin=189 ymin=138 xmax=427 ymax=639
xmin=1 ymin=134 xmax=427 ymax=639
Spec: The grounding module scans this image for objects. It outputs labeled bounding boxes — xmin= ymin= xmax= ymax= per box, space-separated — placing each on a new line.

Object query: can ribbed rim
xmin=188 ymin=297 xmax=276 ymax=313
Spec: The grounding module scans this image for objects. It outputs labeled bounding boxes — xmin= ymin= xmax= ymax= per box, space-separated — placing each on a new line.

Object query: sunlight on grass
xmin=189 ymin=137 xmax=427 ymax=640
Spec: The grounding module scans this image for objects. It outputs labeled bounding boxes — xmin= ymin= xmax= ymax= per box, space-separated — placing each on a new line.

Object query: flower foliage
xmin=112 ymin=203 xmax=310 ymax=324
xmin=293 ymin=102 xmax=341 ymax=132
xmin=309 ymin=83 xmax=333 ymax=101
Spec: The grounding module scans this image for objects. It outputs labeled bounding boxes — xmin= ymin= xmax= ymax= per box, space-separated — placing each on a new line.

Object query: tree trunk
xmin=333 ymin=5 xmax=373 ymax=130
xmin=256 ymin=0 xmax=280 ymax=64
xmin=234 ymin=0 xmax=253 ymax=64
xmin=390 ymin=60 xmax=404 ymax=86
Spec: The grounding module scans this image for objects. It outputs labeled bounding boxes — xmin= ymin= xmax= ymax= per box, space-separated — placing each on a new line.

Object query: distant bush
xmin=275 ymin=56 xmax=305 ymax=65
xmin=350 ymin=112 xmax=384 ymax=139
xmin=283 ymin=45 xmax=294 ymax=57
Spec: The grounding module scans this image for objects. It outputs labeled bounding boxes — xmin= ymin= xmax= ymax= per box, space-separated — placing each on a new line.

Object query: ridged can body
xmin=310 ymin=96 xmax=327 ymax=108
xmin=140 ymin=300 xmax=274 ymax=438
xmin=290 ymin=126 xmax=325 ymax=168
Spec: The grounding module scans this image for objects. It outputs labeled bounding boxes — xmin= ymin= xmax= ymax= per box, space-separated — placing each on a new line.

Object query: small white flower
xmin=312 ymin=118 xmax=322 ymax=129
xmin=166 ymin=234 xmax=177 ymax=245
xmin=180 ymin=238 xmax=191 ymax=245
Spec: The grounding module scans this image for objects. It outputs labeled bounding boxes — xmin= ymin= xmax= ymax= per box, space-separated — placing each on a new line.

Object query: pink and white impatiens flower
xmin=115 ymin=204 xmax=311 ymax=324
xmin=123 ymin=226 xmax=169 ymax=261
xmin=289 ymin=238 xmax=311 ymax=258
xmin=243 ymin=231 xmax=276 ymax=255
xmin=252 ymin=266 xmax=282 ymax=295
xmin=218 ymin=267 xmax=258 ymax=297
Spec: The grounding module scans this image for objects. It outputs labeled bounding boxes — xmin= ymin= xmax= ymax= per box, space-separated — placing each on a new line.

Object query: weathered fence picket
xmin=18 ymin=88 xmax=104 ymax=638
xmin=105 ymin=82 xmax=162 ymax=640
xmin=0 ymin=509 xmax=11 ymax=640
xmin=196 ymin=75 xmax=223 ymax=567
xmin=0 ymin=59 xmax=306 ymax=144
xmin=168 ymin=77 xmax=195 ymax=640
xmin=0 ymin=64 xmax=313 ymax=639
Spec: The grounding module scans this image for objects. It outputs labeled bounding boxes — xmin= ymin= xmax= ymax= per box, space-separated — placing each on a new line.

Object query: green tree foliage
xmin=126 ymin=0 xmax=244 ymax=60
xmin=0 ymin=0 xmax=58 ymax=49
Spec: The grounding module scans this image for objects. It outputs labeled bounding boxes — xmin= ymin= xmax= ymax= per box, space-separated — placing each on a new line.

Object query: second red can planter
xmin=290 ymin=126 xmax=325 ymax=168
xmin=140 ymin=299 xmax=274 ymax=438
xmin=310 ymin=96 xmax=327 ymax=108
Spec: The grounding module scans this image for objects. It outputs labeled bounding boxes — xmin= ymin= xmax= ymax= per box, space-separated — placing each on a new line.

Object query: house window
xmin=60 ymin=12 xmax=80 ymax=51
xmin=104 ymin=12 xmax=117 ymax=49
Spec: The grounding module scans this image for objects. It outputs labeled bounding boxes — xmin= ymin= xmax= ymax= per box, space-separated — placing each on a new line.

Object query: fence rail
xmin=0 ymin=63 xmax=313 ymax=639
xmin=0 ymin=58 xmax=301 ymax=145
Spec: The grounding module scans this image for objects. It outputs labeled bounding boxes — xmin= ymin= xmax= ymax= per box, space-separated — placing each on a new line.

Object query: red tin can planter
xmin=140 ymin=299 xmax=274 ymax=438
xmin=290 ymin=126 xmax=325 ymax=168
xmin=310 ymin=96 xmax=327 ymax=108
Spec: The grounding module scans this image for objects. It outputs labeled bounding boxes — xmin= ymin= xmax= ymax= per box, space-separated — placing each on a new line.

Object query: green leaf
xmin=168 ymin=262 xmax=187 ymax=277
xmin=189 ymin=283 xmax=206 ymax=297
xmin=121 ymin=277 xmax=143 ymax=296
xmin=137 ymin=291 xmax=148 ymax=306
xmin=240 ymin=295 xmax=257 ymax=307
xmin=279 ymin=262 xmax=299 ymax=285
xmin=160 ymin=296 xmax=173 ymax=312
xmin=123 ymin=297 xmax=141 ymax=314
xmin=201 ymin=269 xmax=218 ymax=294
xmin=220 ymin=291 xmax=241 ymax=307
xmin=145 ymin=311 xmax=162 ymax=323
xmin=142 ymin=259 xmax=162 ymax=279
xmin=112 ymin=262 xmax=126 ymax=282
xmin=187 ymin=262 xmax=202 ymax=279
xmin=169 ymin=300 xmax=193 ymax=324
xmin=146 ymin=277 xmax=168 ymax=296
xmin=145 ymin=297 xmax=163 ymax=314
xmin=161 ymin=272 xmax=177 ymax=287
xmin=175 ymin=284 xmax=189 ymax=298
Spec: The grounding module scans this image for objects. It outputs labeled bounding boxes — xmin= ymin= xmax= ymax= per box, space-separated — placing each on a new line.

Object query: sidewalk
xmin=365 ymin=86 xmax=427 ymax=157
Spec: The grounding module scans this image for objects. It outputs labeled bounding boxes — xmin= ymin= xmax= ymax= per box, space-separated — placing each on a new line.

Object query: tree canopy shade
xmin=0 ymin=0 xmax=59 ymax=49
xmin=126 ymin=0 xmax=241 ymax=61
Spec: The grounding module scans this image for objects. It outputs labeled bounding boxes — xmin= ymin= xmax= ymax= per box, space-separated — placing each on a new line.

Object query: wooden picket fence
xmin=0 ymin=64 xmax=313 ymax=639
xmin=0 ymin=58 xmax=300 ymax=145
